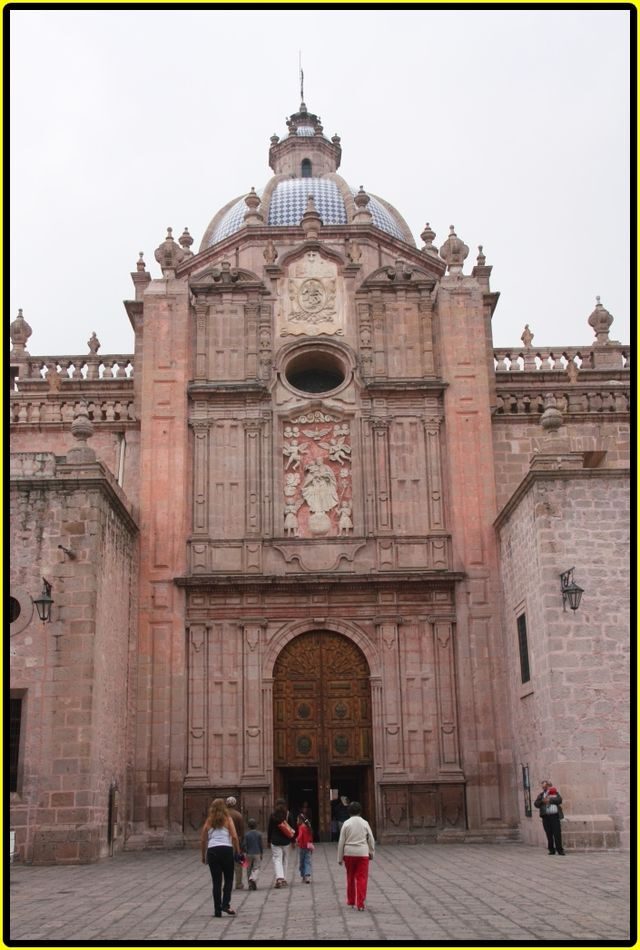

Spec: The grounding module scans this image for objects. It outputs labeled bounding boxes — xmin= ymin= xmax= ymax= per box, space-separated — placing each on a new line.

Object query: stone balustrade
xmin=494 ymin=387 xmax=629 ymax=416
xmin=10 ymin=396 xmax=136 ymax=425
xmin=11 ymin=354 xmax=135 ymax=382
xmin=493 ymin=345 xmax=629 ymax=372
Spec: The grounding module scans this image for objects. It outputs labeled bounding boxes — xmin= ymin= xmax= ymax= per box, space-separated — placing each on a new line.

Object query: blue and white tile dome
xmin=268 ymin=178 xmax=347 ymax=227
xmin=205 ymin=175 xmax=412 ymax=246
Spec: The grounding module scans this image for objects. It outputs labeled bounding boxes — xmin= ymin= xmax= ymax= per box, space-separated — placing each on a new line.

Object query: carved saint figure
xmin=338 ymin=504 xmax=353 ymax=536
xmin=301 ymin=457 xmax=338 ymax=514
xmin=284 ymin=502 xmax=301 ymax=537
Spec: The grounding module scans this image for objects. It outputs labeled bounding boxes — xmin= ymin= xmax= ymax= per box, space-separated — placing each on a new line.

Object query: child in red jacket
xmin=296 ymin=814 xmax=314 ymax=883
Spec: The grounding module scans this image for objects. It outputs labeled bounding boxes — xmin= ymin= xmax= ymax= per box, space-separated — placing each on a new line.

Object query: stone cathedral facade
xmin=9 ymin=102 xmax=630 ymax=864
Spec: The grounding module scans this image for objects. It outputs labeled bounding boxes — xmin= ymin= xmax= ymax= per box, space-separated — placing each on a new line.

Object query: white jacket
xmin=337 ymin=815 xmax=375 ymax=861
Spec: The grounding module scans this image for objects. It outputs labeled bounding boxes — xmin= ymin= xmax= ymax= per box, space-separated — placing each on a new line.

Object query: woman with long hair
xmin=267 ymin=797 xmax=295 ymax=888
xmin=200 ymin=797 xmax=240 ymax=917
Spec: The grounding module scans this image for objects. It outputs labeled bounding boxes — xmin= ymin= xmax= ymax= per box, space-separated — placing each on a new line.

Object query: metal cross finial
xmin=299 ymin=51 xmax=304 ymax=103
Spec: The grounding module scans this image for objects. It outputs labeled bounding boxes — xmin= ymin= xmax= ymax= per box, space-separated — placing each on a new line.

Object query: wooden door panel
xmin=273 ymin=632 xmax=372 ymax=770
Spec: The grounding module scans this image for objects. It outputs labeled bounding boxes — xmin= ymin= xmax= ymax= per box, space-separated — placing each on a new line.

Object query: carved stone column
xmin=432 ymin=619 xmax=463 ymax=774
xmin=357 ymin=301 xmax=374 ymax=381
xmin=187 ymin=624 xmax=209 ymax=780
xmin=418 ymin=293 xmax=436 ymax=376
xmin=371 ymin=418 xmax=392 ymax=533
xmin=242 ymin=623 xmax=266 ymax=779
xmin=244 ymin=298 xmax=260 ymax=379
xmin=423 ymin=403 xmax=445 ymax=531
xmin=377 ymin=620 xmax=405 ymax=773
xmin=193 ymin=298 xmax=209 ymax=381
xmin=261 ymin=677 xmax=275 ymax=792
xmin=192 ymin=422 xmax=209 ymax=535
xmin=244 ymin=419 xmax=263 ymax=536
xmin=371 ymin=296 xmax=387 ymax=377
xmin=258 ymin=305 xmax=273 ymax=382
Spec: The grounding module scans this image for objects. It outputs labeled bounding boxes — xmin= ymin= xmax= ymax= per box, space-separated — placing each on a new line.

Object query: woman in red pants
xmin=337 ymin=801 xmax=375 ymax=911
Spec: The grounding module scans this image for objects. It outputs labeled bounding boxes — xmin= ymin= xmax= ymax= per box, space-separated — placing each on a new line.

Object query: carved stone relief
xmin=282 ymin=410 xmax=353 ymax=538
xmin=278 ymin=251 xmax=344 ymax=337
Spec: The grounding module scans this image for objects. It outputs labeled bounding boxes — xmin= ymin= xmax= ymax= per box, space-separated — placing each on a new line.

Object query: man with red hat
xmin=534 ymin=780 xmax=565 ymax=855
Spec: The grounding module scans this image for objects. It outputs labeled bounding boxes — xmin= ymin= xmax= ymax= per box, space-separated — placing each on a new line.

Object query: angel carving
xmin=319 ymin=436 xmax=351 ymax=464
xmin=283 ymin=439 xmax=308 ymax=470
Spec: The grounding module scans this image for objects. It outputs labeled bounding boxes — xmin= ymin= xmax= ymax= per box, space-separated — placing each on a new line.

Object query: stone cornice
xmin=180 ymin=225 xmax=444 ymax=279
xmin=494 ymin=465 xmax=630 ymax=531
xmin=188 ymin=381 xmax=270 ymax=395
xmin=175 ymin=570 xmax=463 ymax=590
xmin=364 ymin=378 xmax=447 ymax=394
xmin=10 ymin=462 xmax=138 ymax=535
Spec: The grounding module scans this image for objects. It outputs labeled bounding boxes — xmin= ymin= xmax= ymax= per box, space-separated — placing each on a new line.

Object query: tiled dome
xmin=200 ymin=102 xmax=415 ymax=250
xmin=204 ymin=176 xmax=411 ymax=246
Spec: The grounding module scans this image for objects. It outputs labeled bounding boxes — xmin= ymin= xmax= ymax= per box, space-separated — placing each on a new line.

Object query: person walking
xmin=296 ymin=813 xmax=314 ymax=883
xmin=200 ymin=798 xmax=240 ymax=917
xmin=337 ymin=801 xmax=375 ymax=911
xmin=534 ymin=780 xmax=565 ymax=855
xmin=225 ymin=796 xmax=246 ymax=889
xmin=242 ymin=817 xmax=264 ymax=890
xmin=267 ymin=798 xmax=295 ymax=888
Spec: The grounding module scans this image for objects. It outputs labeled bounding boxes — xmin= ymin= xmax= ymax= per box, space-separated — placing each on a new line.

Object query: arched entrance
xmin=273 ymin=630 xmax=374 ymax=841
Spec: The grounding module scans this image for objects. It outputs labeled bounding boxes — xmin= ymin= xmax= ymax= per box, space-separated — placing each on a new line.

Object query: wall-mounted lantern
xmin=560 ymin=567 xmax=583 ymax=612
xmin=32 ymin=578 xmax=54 ymax=623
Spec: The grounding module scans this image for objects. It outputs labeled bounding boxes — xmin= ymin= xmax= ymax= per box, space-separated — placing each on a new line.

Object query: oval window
xmin=285 ymin=350 xmax=346 ymax=395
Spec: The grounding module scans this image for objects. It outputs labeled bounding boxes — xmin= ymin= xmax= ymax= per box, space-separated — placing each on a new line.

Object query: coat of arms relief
xmin=279 ymin=251 xmax=344 ymax=337
xmin=282 ymin=411 xmax=353 ymax=538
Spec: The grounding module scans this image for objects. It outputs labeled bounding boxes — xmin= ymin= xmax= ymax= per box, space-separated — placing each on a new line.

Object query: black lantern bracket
xmin=560 ymin=567 xmax=584 ymax=612
xmin=32 ymin=577 xmax=54 ymax=623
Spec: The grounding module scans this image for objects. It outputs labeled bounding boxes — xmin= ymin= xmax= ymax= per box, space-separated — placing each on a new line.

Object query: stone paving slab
xmin=6 ymin=842 xmax=633 ymax=946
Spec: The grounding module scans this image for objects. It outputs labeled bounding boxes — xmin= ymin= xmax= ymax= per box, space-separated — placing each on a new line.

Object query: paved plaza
xmin=7 ymin=842 xmax=632 ymax=945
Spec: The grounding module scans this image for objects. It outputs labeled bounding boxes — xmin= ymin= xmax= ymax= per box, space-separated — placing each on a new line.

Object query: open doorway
xmin=281 ymin=768 xmax=319 ymax=840
xmin=330 ymin=766 xmax=374 ymax=840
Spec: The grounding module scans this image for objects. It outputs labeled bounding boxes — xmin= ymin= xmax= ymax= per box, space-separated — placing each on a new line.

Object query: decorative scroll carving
xmin=279 ymin=251 xmax=344 ymax=337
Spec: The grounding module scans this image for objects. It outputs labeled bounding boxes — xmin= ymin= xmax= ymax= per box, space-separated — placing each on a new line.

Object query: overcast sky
xmin=9 ymin=8 xmax=631 ymax=357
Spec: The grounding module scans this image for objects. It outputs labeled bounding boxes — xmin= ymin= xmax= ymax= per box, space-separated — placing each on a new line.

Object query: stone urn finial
xmin=10 ymin=308 xmax=32 ymax=355
xmin=420 ymin=222 xmax=439 ymax=257
xmin=476 ymin=245 xmax=486 ymax=266
xmin=439 ymin=225 xmax=469 ymax=275
xmin=301 ymin=194 xmax=322 ymax=238
xmin=244 ymin=188 xmax=264 ymax=224
xmin=354 ymin=186 xmax=370 ymax=211
xmin=136 ymin=251 xmax=147 ymax=272
xmin=154 ymin=227 xmax=186 ymax=276
xmin=178 ymin=227 xmax=194 ymax=255
xmin=87 ymin=331 xmax=101 ymax=354
xmin=353 ymin=186 xmax=373 ymax=225
xmin=540 ymin=405 xmax=563 ymax=433
xmin=67 ymin=404 xmax=96 ymax=464
xmin=588 ymin=295 xmax=614 ymax=344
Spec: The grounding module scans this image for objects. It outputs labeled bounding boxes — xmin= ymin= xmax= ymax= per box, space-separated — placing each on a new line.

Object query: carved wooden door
xmin=273 ymin=631 xmax=372 ymax=837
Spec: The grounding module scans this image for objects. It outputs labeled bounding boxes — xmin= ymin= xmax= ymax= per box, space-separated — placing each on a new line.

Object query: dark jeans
xmin=207 ymin=846 xmax=234 ymax=913
xmin=542 ymin=814 xmax=564 ymax=853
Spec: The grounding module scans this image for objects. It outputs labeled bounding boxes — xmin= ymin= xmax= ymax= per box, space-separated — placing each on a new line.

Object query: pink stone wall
xmin=498 ymin=471 xmax=630 ymax=849
xmin=492 ymin=417 xmax=630 ymax=513
xmin=9 ymin=461 xmax=136 ymax=863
